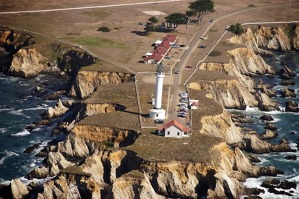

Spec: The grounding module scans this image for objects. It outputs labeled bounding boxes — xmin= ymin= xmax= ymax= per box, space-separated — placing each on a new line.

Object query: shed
xmin=157 ymin=120 xmax=190 ymax=138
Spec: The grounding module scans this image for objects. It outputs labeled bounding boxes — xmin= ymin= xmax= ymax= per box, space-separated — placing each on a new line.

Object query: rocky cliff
xmin=23 ymin=134 xmax=279 ymax=199
xmin=199 ymin=111 xmax=243 ymax=144
xmin=0 ymin=30 xmax=33 ymax=53
xmin=69 ymin=71 xmax=134 ymax=98
xmin=230 ymin=25 xmax=299 ymax=52
xmin=198 ymin=47 xmax=278 ymax=111
xmin=188 ymin=78 xmax=257 ymax=110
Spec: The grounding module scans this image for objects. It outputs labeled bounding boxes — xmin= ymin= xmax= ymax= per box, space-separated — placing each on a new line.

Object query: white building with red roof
xmin=163 ymin=35 xmax=178 ymax=45
xmin=143 ymin=35 xmax=177 ymax=65
xmin=157 ymin=120 xmax=190 ymax=138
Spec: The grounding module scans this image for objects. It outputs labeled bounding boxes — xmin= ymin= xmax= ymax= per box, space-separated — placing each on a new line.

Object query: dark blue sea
xmin=231 ymin=51 xmax=299 ymax=198
xmin=0 ymin=72 xmax=67 ymax=183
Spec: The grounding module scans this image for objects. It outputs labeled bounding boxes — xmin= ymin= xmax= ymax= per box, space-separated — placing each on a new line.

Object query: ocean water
xmin=0 ymin=72 xmax=67 ymax=183
xmin=231 ymin=51 xmax=299 ymax=198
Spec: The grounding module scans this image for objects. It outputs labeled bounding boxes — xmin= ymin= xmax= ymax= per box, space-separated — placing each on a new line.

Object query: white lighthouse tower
xmin=150 ymin=63 xmax=166 ymax=119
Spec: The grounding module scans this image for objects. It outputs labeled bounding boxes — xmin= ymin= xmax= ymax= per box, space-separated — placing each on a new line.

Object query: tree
xmin=185 ymin=10 xmax=196 ymax=34
xmin=148 ymin=16 xmax=159 ymax=24
xmin=144 ymin=25 xmax=156 ymax=35
xmin=189 ymin=0 xmax=215 ymax=24
xmin=165 ymin=13 xmax=188 ymax=31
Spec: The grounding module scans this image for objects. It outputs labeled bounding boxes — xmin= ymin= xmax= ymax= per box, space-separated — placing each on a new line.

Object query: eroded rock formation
xmin=230 ymin=25 xmax=299 ymax=51
xmin=69 ymin=71 xmax=134 ymax=98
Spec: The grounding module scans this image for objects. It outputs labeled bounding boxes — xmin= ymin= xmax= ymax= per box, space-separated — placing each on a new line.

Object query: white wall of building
xmin=164 ymin=126 xmax=183 ymax=138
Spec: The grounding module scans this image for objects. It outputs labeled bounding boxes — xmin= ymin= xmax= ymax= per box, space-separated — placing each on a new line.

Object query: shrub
xmin=248 ymin=4 xmax=255 ymax=7
xmin=209 ymin=51 xmax=222 ymax=57
xmin=228 ymin=23 xmax=244 ymax=35
xmin=98 ymin=26 xmax=111 ymax=32
xmin=284 ymin=23 xmax=297 ymax=39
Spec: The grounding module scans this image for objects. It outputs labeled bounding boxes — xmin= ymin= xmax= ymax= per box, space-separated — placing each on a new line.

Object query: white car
xmin=179 ymin=92 xmax=188 ymax=98
xmin=178 ymin=112 xmax=187 ymax=117
xmin=180 ymin=98 xmax=188 ymax=103
xmin=178 ymin=103 xmax=188 ymax=107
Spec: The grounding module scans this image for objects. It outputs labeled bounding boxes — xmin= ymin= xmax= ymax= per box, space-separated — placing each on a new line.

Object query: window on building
xmin=167 ymin=131 xmax=170 ymax=135
xmin=184 ymin=132 xmax=187 ymax=135
xmin=177 ymin=132 xmax=180 ymax=136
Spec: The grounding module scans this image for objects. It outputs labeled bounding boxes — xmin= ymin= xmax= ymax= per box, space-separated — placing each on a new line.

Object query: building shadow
xmin=131 ymin=31 xmax=146 ymax=36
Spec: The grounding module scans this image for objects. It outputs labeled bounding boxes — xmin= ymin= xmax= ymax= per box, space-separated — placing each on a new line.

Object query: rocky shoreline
xmin=0 ymin=24 xmax=299 ymax=198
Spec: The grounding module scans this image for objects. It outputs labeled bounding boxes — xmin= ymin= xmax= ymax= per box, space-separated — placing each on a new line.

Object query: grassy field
xmin=80 ymin=82 xmax=141 ymax=131
xmin=125 ymin=127 xmax=224 ymax=163
xmin=71 ymin=37 xmax=126 ymax=49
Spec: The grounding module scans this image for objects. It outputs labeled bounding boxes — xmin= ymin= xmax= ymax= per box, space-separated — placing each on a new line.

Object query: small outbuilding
xmin=157 ymin=120 xmax=190 ymax=138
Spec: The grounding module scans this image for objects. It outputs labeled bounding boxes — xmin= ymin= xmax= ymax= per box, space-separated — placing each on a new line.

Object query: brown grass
xmin=80 ymin=82 xmax=140 ymax=131
xmin=1 ymin=0 xmax=298 ymax=73
xmin=125 ymin=128 xmax=224 ymax=162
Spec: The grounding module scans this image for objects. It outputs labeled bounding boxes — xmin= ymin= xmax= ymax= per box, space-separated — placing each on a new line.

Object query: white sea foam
xmin=245 ymin=106 xmax=260 ymax=112
xmin=0 ymin=128 xmax=7 ymax=133
xmin=19 ymin=176 xmax=55 ymax=186
xmin=32 ymin=140 xmax=50 ymax=155
xmin=244 ymin=177 xmax=299 ymax=199
xmin=271 ymin=115 xmax=281 ymax=123
xmin=0 ymin=150 xmax=18 ymax=165
xmin=11 ymin=129 xmax=30 ymax=137
xmin=0 ymin=107 xmax=10 ymax=112
xmin=22 ymin=106 xmax=48 ymax=111
xmin=9 ymin=109 xmax=24 ymax=116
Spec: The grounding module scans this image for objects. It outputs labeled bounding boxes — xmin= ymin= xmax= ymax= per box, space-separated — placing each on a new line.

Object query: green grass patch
xmin=209 ymin=51 xmax=222 ymax=57
xmin=73 ymin=37 xmax=126 ymax=48
xmin=284 ymin=23 xmax=297 ymax=39
xmin=61 ymin=166 xmax=92 ymax=177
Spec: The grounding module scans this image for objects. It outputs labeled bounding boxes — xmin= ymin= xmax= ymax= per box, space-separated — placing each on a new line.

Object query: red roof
xmin=164 ymin=35 xmax=177 ymax=43
xmin=158 ymin=120 xmax=189 ymax=133
xmin=157 ymin=40 xmax=171 ymax=49
xmin=144 ymin=53 xmax=163 ymax=62
xmin=153 ymin=47 xmax=168 ymax=55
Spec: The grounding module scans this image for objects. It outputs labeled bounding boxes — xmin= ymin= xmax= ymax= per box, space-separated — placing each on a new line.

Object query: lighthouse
xmin=150 ymin=63 xmax=166 ymax=119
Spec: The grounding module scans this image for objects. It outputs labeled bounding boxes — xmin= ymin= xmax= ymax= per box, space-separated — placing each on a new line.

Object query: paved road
xmin=0 ymin=0 xmax=183 ymax=14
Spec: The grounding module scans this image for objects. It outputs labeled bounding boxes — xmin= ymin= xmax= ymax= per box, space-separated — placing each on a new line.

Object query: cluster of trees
xmin=144 ymin=0 xmax=215 ymax=35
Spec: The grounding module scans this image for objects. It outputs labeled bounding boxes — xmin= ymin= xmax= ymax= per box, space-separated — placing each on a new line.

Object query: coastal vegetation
xmin=228 ymin=23 xmax=244 ymax=35
xmin=72 ymin=37 xmax=125 ymax=48
xmin=284 ymin=23 xmax=297 ymax=39
xmin=97 ymin=26 xmax=111 ymax=32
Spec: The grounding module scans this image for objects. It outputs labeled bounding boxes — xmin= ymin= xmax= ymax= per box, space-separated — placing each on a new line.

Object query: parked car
xmin=179 ymin=104 xmax=187 ymax=109
xmin=179 ymin=92 xmax=188 ymax=98
xmin=180 ymin=98 xmax=188 ymax=103
xmin=154 ymin=119 xmax=164 ymax=124
xmin=171 ymin=45 xmax=180 ymax=48
xmin=178 ymin=113 xmax=187 ymax=117
xmin=174 ymin=70 xmax=180 ymax=74
xmin=164 ymin=56 xmax=171 ymax=60
xmin=178 ymin=103 xmax=188 ymax=107
xmin=208 ymin=19 xmax=213 ymax=22
xmin=185 ymin=65 xmax=192 ymax=68
xmin=199 ymin=45 xmax=206 ymax=48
